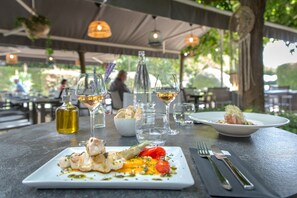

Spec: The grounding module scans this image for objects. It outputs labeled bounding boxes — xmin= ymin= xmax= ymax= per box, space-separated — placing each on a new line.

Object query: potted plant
xmin=16 ymin=14 xmax=51 ymax=40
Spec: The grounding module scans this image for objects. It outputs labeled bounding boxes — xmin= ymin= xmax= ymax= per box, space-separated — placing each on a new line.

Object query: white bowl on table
xmin=189 ymin=112 xmax=290 ymax=137
xmin=114 ymin=118 xmax=136 ymax=137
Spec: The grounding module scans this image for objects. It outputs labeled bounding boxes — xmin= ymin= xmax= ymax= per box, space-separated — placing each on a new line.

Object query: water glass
xmin=173 ymin=103 xmax=195 ymax=126
xmin=136 ymin=113 xmax=168 ymax=146
xmin=94 ymin=103 xmax=105 ymax=128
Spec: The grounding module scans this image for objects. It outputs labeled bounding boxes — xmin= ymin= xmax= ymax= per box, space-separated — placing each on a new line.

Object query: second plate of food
xmin=189 ymin=111 xmax=289 ymax=137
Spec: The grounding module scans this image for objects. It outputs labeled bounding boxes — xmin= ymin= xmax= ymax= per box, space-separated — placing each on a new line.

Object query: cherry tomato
xmin=139 ymin=147 xmax=166 ymax=159
xmin=156 ymin=160 xmax=170 ymax=174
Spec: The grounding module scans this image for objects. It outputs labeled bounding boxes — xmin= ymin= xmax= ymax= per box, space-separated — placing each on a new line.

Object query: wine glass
xmin=155 ymin=74 xmax=180 ymax=135
xmin=76 ymin=73 xmax=106 ymax=138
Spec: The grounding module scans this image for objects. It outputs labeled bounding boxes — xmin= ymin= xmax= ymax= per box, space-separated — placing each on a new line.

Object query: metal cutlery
xmin=197 ymin=142 xmax=232 ymax=190
xmin=211 ymin=145 xmax=254 ymax=190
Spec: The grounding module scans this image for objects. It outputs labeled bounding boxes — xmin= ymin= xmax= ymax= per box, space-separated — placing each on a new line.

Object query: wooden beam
xmin=0 ymin=29 xmax=180 ymax=55
xmin=78 ymin=51 xmax=86 ymax=74
xmin=239 ymin=0 xmax=266 ymax=111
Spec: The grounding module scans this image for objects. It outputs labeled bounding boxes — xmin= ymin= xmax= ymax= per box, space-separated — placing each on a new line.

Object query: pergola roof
xmin=0 ymin=0 xmax=209 ymax=59
xmin=0 ymin=46 xmax=118 ymax=65
xmin=0 ymin=0 xmax=296 ymax=62
xmin=101 ymin=0 xmax=297 ymax=42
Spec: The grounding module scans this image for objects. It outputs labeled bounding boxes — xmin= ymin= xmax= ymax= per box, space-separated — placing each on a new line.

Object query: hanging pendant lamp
xmin=148 ymin=16 xmax=162 ymax=47
xmin=88 ymin=20 xmax=112 ymax=38
xmin=88 ymin=2 xmax=112 ymax=39
xmin=185 ymin=34 xmax=199 ymax=46
xmin=6 ymin=53 xmax=18 ymax=65
xmin=185 ymin=24 xmax=199 ymax=47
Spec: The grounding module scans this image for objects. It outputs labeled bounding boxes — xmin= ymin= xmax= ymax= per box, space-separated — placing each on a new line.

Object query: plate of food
xmin=189 ymin=105 xmax=289 ymax=137
xmin=22 ymin=137 xmax=194 ymax=189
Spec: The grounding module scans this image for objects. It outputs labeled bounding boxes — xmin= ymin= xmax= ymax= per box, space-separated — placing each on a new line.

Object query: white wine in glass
xmin=76 ymin=73 xmax=106 ymax=140
xmin=156 ymin=92 xmax=178 ymax=104
xmin=77 ymin=95 xmax=105 ymax=109
xmin=155 ymin=74 xmax=180 ymax=135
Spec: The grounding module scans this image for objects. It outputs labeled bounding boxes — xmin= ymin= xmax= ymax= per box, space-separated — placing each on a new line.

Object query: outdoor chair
xmin=207 ymin=87 xmax=231 ymax=108
xmin=110 ymin=91 xmax=123 ymax=110
xmin=280 ymin=94 xmax=293 ymax=111
xmin=182 ymin=88 xmax=196 ymax=103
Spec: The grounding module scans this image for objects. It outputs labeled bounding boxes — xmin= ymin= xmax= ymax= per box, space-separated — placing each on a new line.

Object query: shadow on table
xmin=217 ymin=134 xmax=253 ymax=143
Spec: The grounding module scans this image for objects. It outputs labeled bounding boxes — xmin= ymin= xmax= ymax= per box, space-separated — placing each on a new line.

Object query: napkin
xmin=190 ymin=148 xmax=279 ymax=198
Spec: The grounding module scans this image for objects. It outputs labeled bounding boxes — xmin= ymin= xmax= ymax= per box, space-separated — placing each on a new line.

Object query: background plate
xmin=189 ymin=112 xmax=289 ymax=137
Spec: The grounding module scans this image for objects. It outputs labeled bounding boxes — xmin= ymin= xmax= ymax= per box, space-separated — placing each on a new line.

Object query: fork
xmin=197 ymin=142 xmax=232 ymax=190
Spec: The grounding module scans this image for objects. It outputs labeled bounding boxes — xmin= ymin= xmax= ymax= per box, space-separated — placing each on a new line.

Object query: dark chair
xmin=182 ymin=88 xmax=195 ymax=103
xmin=207 ymin=87 xmax=231 ymax=108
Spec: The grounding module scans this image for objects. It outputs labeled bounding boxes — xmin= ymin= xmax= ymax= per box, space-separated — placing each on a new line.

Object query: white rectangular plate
xmin=23 ymin=147 xmax=194 ymax=190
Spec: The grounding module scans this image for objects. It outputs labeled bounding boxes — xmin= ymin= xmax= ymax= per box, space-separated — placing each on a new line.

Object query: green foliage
xmin=188 ymin=0 xmax=297 ymax=67
xmin=113 ymin=55 xmax=179 ymax=89
xmin=276 ymin=63 xmax=297 ymax=89
xmin=15 ymin=15 xmax=51 ymax=40
xmin=196 ymin=0 xmax=297 ymax=29
xmin=190 ymin=73 xmax=220 ymax=89
xmin=264 ymin=0 xmax=297 ymax=29
xmin=15 ymin=15 xmax=51 ymax=29
xmin=0 ymin=66 xmax=42 ymax=92
xmin=275 ymin=112 xmax=297 ymax=134
xmin=116 ymin=55 xmax=179 ymax=76
xmin=46 ymin=35 xmax=54 ymax=56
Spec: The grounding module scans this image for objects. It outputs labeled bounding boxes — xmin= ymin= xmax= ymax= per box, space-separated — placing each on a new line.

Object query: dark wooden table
xmin=31 ymin=98 xmax=61 ymax=124
xmin=1 ymin=116 xmax=297 ymax=198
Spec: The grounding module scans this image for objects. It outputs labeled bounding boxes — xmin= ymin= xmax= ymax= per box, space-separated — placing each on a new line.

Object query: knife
xmin=211 ymin=145 xmax=254 ymax=190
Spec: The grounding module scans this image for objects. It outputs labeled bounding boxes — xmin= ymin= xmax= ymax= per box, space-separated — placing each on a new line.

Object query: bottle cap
xmin=138 ymin=51 xmax=145 ymax=56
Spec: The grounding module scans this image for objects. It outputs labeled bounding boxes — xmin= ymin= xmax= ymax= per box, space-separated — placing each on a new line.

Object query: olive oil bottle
xmin=56 ymin=89 xmax=79 ymax=134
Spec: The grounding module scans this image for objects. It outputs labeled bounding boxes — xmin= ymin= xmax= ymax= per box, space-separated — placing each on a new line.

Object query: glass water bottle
xmin=56 ymin=90 xmax=79 ymax=134
xmin=133 ymin=51 xmax=151 ymax=106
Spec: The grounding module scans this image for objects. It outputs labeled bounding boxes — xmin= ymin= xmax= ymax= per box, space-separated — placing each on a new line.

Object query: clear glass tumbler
xmin=136 ymin=113 xmax=168 ymax=146
xmin=94 ymin=103 xmax=105 ymax=128
xmin=173 ymin=103 xmax=195 ymax=126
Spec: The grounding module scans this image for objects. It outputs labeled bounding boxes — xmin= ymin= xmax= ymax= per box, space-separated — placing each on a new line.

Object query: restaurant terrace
xmin=0 ymin=0 xmax=297 ymax=198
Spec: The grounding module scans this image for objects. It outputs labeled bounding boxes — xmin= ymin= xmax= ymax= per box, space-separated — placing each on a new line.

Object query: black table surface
xmin=1 ymin=116 xmax=297 ymax=198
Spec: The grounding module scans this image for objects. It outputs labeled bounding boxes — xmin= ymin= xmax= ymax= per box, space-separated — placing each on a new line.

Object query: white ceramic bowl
xmin=189 ymin=112 xmax=289 ymax=137
xmin=114 ymin=118 xmax=136 ymax=137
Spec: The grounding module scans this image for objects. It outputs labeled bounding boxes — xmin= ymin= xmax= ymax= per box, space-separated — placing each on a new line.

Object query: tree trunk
xmin=239 ymin=0 xmax=266 ymax=112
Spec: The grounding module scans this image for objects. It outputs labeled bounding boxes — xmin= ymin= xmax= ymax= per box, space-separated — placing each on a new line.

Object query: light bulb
xmin=153 ymin=33 xmax=158 ymax=39
xmin=184 ymin=52 xmax=188 ymax=56
xmin=189 ymin=37 xmax=194 ymax=43
xmin=49 ymin=56 xmax=53 ymax=61
xmin=97 ymin=25 xmax=102 ymax=31
xmin=9 ymin=54 xmax=14 ymax=59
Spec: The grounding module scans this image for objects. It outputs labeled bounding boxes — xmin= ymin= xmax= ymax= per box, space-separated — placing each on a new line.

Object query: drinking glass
xmin=173 ymin=103 xmax=195 ymax=126
xmin=136 ymin=113 xmax=168 ymax=146
xmin=94 ymin=103 xmax=105 ymax=128
xmin=76 ymin=73 xmax=106 ymax=138
xmin=155 ymin=74 xmax=180 ymax=135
